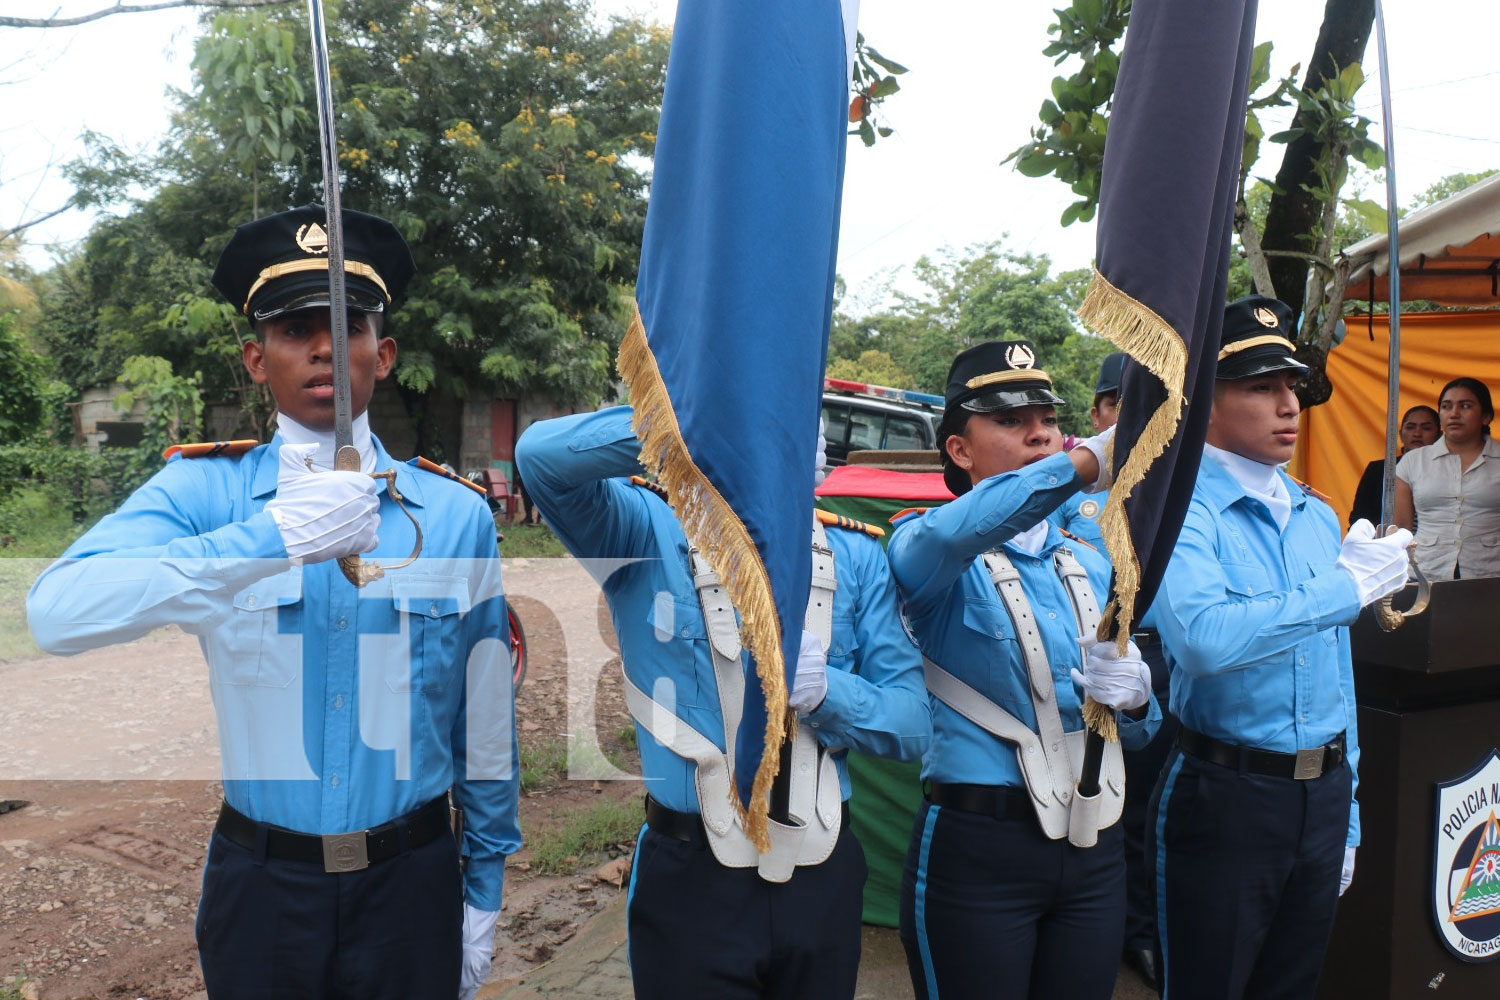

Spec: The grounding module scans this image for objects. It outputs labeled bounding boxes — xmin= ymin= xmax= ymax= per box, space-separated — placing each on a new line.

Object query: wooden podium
xmin=1318 ymin=579 xmax=1500 ymax=997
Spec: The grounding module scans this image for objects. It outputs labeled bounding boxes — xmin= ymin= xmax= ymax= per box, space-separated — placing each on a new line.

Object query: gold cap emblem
xmin=1253 ymin=306 xmax=1280 ymax=328
xmin=296 ymin=223 xmax=330 ymax=256
xmin=1005 ymin=344 xmax=1036 ymax=370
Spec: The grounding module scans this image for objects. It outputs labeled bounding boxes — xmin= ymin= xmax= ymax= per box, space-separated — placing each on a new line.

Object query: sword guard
xmin=331 ymin=446 xmax=424 ymax=587
xmin=1374 ymin=524 xmax=1430 ymax=631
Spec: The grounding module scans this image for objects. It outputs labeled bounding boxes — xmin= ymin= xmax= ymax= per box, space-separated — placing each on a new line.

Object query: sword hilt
xmin=334 ymin=445 xmax=424 ymax=587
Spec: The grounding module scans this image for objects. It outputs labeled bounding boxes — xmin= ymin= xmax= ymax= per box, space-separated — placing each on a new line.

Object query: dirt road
xmin=0 ymin=557 xmax=643 ymax=999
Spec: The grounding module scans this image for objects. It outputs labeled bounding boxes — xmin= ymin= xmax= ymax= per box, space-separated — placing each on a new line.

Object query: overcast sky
xmin=4 ymin=1 xmax=1498 ymax=309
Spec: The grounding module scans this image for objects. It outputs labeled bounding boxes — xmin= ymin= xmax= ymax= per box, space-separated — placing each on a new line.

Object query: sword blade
xmin=307 ymin=0 xmax=354 ymax=453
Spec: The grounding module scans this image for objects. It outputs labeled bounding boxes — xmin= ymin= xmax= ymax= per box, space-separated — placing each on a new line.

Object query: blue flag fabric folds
xmin=619 ymin=0 xmax=851 ymax=847
xmin=1078 ymin=0 xmax=1261 ymax=658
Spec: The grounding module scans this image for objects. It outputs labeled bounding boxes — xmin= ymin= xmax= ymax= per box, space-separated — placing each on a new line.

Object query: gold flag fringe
xmin=1076 ymin=267 xmax=1188 ymax=742
xmin=617 ymin=304 xmax=785 ymax=851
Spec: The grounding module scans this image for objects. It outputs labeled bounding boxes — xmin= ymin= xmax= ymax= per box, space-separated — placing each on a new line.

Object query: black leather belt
xmin=1132 ymin=628 xmax=1161 ymax=649
xmin=1178 ymin=727 xmax=1346 ymax=781
xmin=215 ymin=794 xmax=451 ymax=872
xmin=927 ymin=781 xmax=1034 ymax=821
xmin=644 ymin=795 xmax=850 ymax=847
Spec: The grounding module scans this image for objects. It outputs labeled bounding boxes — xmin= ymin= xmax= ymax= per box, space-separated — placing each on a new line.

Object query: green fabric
xmin=816 ymin=489 xmax=947 ymax=927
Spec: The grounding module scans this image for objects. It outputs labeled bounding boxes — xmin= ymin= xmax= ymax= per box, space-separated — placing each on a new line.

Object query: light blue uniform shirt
xmin=888 ymin=452 xmax=1160 ymax=788
xmin=26 ymin=435 xmax=521 ymax=909
xmin=515 ymin=406 xmax=930 ymax=814
xmin=1153 ymin=455 xmax=1363 ymax=847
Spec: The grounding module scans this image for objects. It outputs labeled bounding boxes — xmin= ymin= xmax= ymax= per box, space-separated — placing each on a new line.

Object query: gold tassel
xmin=617 ymin=303 xmax=785 ymax=851
xmin=1077 ymin=268 xmax=1189 ymax=742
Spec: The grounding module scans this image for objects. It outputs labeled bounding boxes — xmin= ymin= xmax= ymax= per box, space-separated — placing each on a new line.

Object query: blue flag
xmin=1080 ymin=0 xmax=1260 ymax=647
xmin=618 ymin=0 xmax=854 ymax=846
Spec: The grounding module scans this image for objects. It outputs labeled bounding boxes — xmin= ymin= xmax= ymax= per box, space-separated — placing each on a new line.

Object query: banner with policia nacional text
xmin=618 ymin=0 xmax=856 ymax=846
xmin=1078 ymin=0 xmax=1261 ymax=675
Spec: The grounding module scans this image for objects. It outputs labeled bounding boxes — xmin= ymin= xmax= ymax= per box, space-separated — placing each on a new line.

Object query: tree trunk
xmin=1259 ymin=0 xmax=1375 ymax=323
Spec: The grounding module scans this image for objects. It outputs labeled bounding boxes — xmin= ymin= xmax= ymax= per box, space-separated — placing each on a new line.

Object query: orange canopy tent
xmin=1288 ymin=173 xmax=1500 ymax=521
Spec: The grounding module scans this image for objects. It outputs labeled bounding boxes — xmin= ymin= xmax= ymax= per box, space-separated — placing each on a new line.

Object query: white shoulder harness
xmin=923 ymin=544 xmax=1125 ymax=847
xmin=623 ymin=519 xmax=843 ymax=882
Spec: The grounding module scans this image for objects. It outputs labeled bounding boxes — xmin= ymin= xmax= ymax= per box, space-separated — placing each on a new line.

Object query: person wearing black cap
xmin=27 ymin=205 xmax=521 ymax=1000
xmin=1146 ymin=295 xmax=1412 ymax=999
xmin=1091 ymin=351 xmax=1125 ymax=433
xmin=889 ymin=339 xmax=1162 ymax=1000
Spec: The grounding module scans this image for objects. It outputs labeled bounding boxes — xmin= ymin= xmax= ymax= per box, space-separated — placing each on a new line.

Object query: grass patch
xmin=531 ymin=799 xmax=641 ymax=874
xmin=0 ymin=559 xmax=50 ymax=662
xmin=0 ymin=969 xmax=31 ymax=1000
xmin=520 ymin=736 xmax=570 ymax=794
xmin=498 ymin=522 xmax=568 ymax=559
xmin=0 ymin=485 xmax=85 ymax=558
xmin=615 ymin=725 xmax=637 ymax=751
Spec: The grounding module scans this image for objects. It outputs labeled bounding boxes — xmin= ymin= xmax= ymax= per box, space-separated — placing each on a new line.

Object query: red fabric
xmin=815 ymin=465 xmax=955 ymax=501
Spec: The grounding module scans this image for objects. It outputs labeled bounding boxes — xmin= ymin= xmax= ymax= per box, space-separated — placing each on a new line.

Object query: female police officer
xmin=889 ymin=340 xmax=1159 ymax=1000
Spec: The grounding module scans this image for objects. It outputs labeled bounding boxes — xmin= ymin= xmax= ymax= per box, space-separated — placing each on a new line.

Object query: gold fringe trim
xmin=1081 ymin=697 xmax=1119 ymax=743
xmin=1077 ymin=267 xmax=1189 ymax=742
xmin=618 ymin=303 xmax=786 ymax=851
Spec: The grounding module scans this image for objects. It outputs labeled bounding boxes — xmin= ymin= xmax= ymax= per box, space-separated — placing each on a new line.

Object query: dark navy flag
xmin=618 ymin=0 xmax=855 ymax=847
xmin=1078 ymin=0 xmax=1261 ymax=647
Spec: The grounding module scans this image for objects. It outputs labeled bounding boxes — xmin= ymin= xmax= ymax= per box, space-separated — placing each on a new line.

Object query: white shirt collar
xmin=1203 ymin=443 xmax=1291 ymax=531
xmin=274 ymin=411 xmax=378 ymax=472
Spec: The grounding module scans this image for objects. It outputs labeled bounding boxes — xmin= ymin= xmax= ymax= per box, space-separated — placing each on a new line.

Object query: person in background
xmin=1348 ymin=404 xmax=1439 ymax=528
xmin=1056 ymin=352 xmax=1124 ymax=552
xmin=1395 ymin=378 xmax=1500 ymax=580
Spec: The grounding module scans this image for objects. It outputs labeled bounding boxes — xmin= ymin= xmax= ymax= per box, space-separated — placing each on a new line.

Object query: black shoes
xmin=1123 ymin=947 xmax=1159 ymax=990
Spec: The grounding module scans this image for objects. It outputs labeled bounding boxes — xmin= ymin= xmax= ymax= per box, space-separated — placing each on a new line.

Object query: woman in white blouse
xmin=1395 ymin=377 xmax=1500 ymax=579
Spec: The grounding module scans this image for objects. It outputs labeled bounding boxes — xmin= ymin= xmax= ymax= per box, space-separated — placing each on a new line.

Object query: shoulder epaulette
xmin=890 ymin=506 xmax=929 ymax=523
xmin=1289 ymin=475 xmax=1332 ymax=506
xmin=1058 ymin=528 xmax=1098 ymax=552
xmin=629 ymin=474 xmax=670 ymax=500
xmin=815 ymin=508 xmax=886 ymax=539
xmin=410 ymin=456 xmax=488 ymax=497
xmin=162 ymin=440 xmax=260 ymax=460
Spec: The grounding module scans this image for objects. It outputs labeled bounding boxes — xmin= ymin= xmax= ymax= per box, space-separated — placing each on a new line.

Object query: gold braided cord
xmin=617 ymin=303 xmax=785 ymax=851
xmin=1217 ymin=334 xmax=1294 ymax=360
xmin=243 ymin=258 xmax=388 ymax=312
xmin=964 ymin=368 xmax=1055 ymax=390
xmin=1075 ymin=266 xmax=1189 ymax=742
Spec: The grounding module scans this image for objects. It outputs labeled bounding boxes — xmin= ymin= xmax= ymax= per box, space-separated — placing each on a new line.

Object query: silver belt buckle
xmin=1293 ymin=747 xmax=1325 ymax=781
xmin=321 ymin=832 xmax=370 ymax=872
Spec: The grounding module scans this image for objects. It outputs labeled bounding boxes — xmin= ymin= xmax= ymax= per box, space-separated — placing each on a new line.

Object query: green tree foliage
xmin=825 ymin=350 xmax=913 ymax=388
xmin=43 ymin=0 xmax=670 ymax=455
xmin=0 ymin=312 xmax=59 ymax=438
xmin=829 ymin=242 xmax=1114 ymax=436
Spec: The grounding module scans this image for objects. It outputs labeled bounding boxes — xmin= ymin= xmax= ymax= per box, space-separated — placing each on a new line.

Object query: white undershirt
xmin=274 ymin=411 xmax=377 ymax=473
xmin=1203 ymin=443 xmax=1291 ymax=531
xmin=1008 ymin=519 xmax=1051 ymax=556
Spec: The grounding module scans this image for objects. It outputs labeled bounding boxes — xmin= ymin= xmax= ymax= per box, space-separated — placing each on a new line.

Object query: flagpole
xmin=1373 ymin=0 xmax=1403 ymax=527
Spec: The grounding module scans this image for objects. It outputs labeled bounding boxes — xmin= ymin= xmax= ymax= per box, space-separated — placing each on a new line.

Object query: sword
xmin=306 ymin=0 xmax=422 ymax=586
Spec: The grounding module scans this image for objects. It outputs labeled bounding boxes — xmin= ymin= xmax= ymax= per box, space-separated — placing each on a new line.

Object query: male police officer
xmin=27 ymin=206 xmax=520 ymax=1000
xmin=1148 ymin=295 xmax=1411 ymax=999
xmin=516 ymin=406 xmax=929 ymax=999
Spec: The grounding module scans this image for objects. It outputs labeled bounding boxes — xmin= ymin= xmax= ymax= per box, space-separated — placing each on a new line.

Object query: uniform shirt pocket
xmin=645 ymin=596 xmax=714 ymax=710
xmin=386 ymin=575 xmax=471 ymax=694
xmin=959 ymin=598 xmax=1024 ymax=696
xmin=825 ymin=613 xmax=858 ymax=672
xmin=223 ymin=567 xmax=304 ymax=688
xmin=1220 ymin=559 xmax=1271 ymax=600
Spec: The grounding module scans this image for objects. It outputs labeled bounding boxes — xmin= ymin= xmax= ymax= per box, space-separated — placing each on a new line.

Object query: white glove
xmin=1071 ymin=423 xmax=1115 ymax=492
xmin=1340 ymin=846 xmax=1356 ymax=897
xmin=264 ymin=442 xmax=380 ymax=564
xmin=1071 ymin=635 xmax=1151 ymax=711
xmin=788 ymin=629 xmax=829 ymax=715
xmin=1337 ymin=519 xmax=1413 ymax=607
xmin=813 ymin=418 xmax=828 ymax=487
xmin=458 ymin=903 xmax=500 ymax=1000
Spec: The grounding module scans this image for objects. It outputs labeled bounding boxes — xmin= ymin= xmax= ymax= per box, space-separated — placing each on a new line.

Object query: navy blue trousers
xmin=625 ymin=822 xmax=866 ymax=1000
xmin=1122 ymin=641 xmax=1177 ymax=952
xmin=1148 ymin=747 xmax=1350 ymax=1000
xmin=899 ymin=801 xmax=1126 ymax=1000
xmin=195 ymin=828 xmax=463 ymax=999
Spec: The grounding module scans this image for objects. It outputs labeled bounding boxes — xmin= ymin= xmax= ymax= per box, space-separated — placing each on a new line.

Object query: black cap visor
xmin=250 ymin=272 xmax=387 ymax=321
xmin=959 ymin=385 xmax=1067 ymax=412
xmin=1217 ymin=345 xmax=1309 ymax=381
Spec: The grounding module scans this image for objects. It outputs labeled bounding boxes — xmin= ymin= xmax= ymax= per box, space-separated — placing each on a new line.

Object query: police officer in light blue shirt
xmin=890 ymin=340 xmax=1159 ymax=1000
xmin=26 ymin=206 xmax=520 ymax=1000
xmin=1147 ymin=295 xmax=1412 ymax=1000
xmin=515 ymin=405 xmax=929 ymax=1000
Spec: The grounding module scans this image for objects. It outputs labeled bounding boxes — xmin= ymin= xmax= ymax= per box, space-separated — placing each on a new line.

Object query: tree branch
xmin=0 ymin=202 xmax=71 ymax=242
xmin=0 ymin=0 xmax=296 ymax=29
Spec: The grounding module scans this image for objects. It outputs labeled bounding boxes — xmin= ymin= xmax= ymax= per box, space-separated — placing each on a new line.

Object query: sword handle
xmin=336 ymin=445 xmax=374 ymax=587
